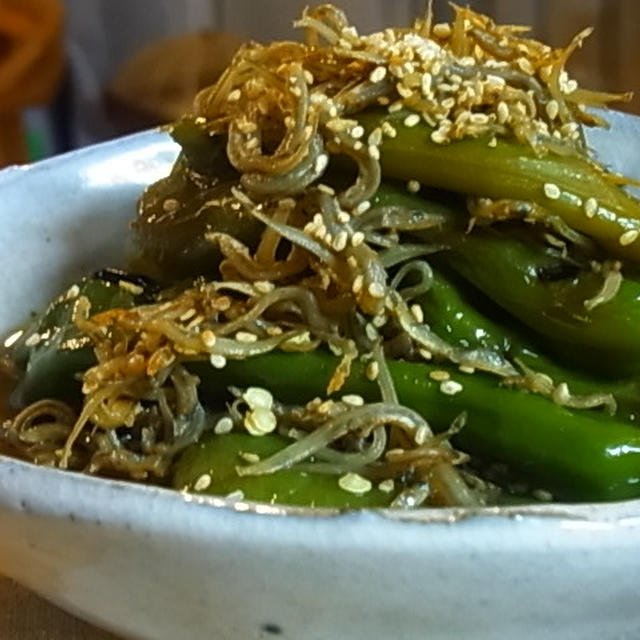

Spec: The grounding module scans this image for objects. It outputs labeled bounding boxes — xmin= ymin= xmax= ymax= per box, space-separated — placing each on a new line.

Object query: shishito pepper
xmin=189 ymin=351 xmax=640 ymax=502
xmin=357 ymin=109 xmax=640 ymax=262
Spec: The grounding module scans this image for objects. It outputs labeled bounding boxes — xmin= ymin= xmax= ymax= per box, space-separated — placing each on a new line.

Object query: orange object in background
xmin=0 ymin=0 xmax=63 ymax=167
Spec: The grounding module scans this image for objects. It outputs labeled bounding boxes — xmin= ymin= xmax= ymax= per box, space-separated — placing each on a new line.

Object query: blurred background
xmin=1 ymin=0 xmax=639 ymax=168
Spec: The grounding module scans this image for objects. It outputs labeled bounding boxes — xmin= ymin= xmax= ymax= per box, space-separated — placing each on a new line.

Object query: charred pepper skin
xmin=358 ymin=109 xmax=640 ymax=261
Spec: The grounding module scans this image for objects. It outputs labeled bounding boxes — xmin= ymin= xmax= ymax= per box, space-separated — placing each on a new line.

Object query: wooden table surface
xmin=0 ymin=577 xmax=123 ymax=639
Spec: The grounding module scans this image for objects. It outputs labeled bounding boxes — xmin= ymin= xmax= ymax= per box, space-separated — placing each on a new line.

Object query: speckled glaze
xmin=1 ymin=114 xmax=640 ymax=640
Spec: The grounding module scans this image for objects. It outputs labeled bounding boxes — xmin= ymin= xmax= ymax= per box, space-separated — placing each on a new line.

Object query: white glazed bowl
xmin=2 ymin=115 xmax=640 ymax=640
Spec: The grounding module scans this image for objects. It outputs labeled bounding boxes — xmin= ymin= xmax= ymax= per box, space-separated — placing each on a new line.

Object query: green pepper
xmin=190 ymin=351 xmax=640 ymax=502
xmin=357 ymin=109 xmax=640 ymax=261
xmin=439 ymin=226 xmax=640 ymax=377
xmin=172 ymin=432 xmax=394 ymax=508
xmin=12 ymin=276 xmax=147 ymax=405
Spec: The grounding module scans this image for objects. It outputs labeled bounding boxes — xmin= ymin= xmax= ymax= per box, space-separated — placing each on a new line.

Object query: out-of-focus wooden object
xmin=105 ymin=30 xmax=242 ymax=134
xmin=0 ymin=0 xmax=63 ymax=167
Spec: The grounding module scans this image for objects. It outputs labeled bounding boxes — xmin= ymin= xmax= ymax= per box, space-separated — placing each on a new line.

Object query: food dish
xmin=3 ymin=5 xmax=640 ymax=509
xmin=0 ymin=88 xmax=639 ymax=640
xmin=2 ymin=6 xmax=640 ymax=637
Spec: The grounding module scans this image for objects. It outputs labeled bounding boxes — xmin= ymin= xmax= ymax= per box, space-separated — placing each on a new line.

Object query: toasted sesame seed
xmin=317 ymin=183 xmax=336 ymax=195
xmin=440 ymin=380 xmax=463 ymax=395
xmin=244 ymin=407 xmax=277 ymax=436
xmin=351 ymin=231 xmax=365 ymax=247
xmin=352 ymin=274 xmax=364 ymax=294
xmin=381 ymin=121 xmax=397 ymax=138
xmin=243 ymin=387 xmax=274 ymax=410
xmin=194 ymin=474 xmax=211 ymax=492
xmin=314 ymin=153 xmax=329 ymax=173
xmin=236 ymin=331 xmax=258 ymax=343
xmin=338 ymin=472 xmax=372 ymax=495
xmin=342 ymin=394 xmax=364 ymax=406
xmin=201 ymin=329 xmax=217 ymax=348
xmin=332 ymin=231 xmax=349 ymax=252
xmin=545 ymin=99 xmax=559 ymax=120
xmin=429 ymin=370 xmax=450 ymax=381
xmin=497 ymin=101 xmax=509 ymax=124
xmin=410 ymin=303 xmax=424 ymax=323
xmin=368 ymin=145 xmax=380 ymax=160
xmin=367 ymin=63 xmax=388 ymax=83
xmin=240 ymin=452 xmax=261 ymax=463
xmin=366 ymin=360 xmax=379 ymax=381
xmin=543 ymin=183 xmax=561 ymax=200
xmin=303 ymin=69 xmax=314 ymax=85
xmin=433 ymin=22 xmax=451 ymax=38
xmin=368 ymin=282 xmax=386 ymax=298
xmin=619 ymin=229 xmax=639 ymax=246
xmin=406 ymin=179 xmax=420 ymax=194
xmin=214 ymin=416 xmax=234 ymax=434
xmin=354 ymin=200 xmax=371 ymax=215
xmin=404 ymin=113 xmax=421 ymax=128
xmin=227 ymin=89 xmax=241 ymax=102
xmin=584 ymin=197 xmax=598 ymax=218
xmin=415 ymin=424 xmax=430 ymax=445
xmin=367 ymin=127 xmax=383 ymax=146
xmin=210 ymin=354 xmax=227 ymax=369
xmin=378 ymin=479 xmax=395 ymax=494
xmin=254 ymin=280 xmax=274 ymax=293
xmin=347 ymin=255 xmax=358 ymax=268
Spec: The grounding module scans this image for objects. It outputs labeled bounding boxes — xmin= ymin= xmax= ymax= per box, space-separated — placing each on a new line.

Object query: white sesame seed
xmin=410 ymin=303 xmax=424 ymax=323
xmin=243 ymin=387 xmax=274 ymax=411
xmin=368 ymin=145 xmax=380 ymax=160
xmin=351 ymin=231 xmax=365 ymax=247
xmin=403 ymin=113 xmax=421 ymax=128
xmin=236 ymin=331 xmax=258 ymax=343
xmin=543 ymin=183 xmax=561 ymax=200
xmin=214 ymin=416 xmax=234 ymax=434
xmin=210 ymin=354 xmax=227 ymax=369
xmin=388 ymin=101 xmax=403 ymax=113
xmin=545 ymin=100 xmax=559 ymax=121
xmin=352 ymin=274 xmax=364 ymax=294
xmin=429 ymin=370 xmax=450 ymax=381
xmin=369 ymin=66 xmax=387 ymax=83
xmin=119 ymin=280 xmax=144 ymax=296
xmin=378 ymin=479 xmax=395 ymax=494
xmin=226 ymin=489 xmax=245 ymax=501
xmin=244 ymin=407 xmax=277 ymax=436
xmin=354 ymin=200 xmax=371 ymax=215
xmin=342 ymin=394 xmax=364 ymax=406
xmin=421 ymin=73 xmax=433 ymax=96
xmin=194 ymin=474 xmax=212 ymax=492
xmin=619 ymin=229 xmax=639 ymax=246
xmin=240 ymin=452 xmax=261 ymax=463
xmin=314 ymin=153 xmax=329 ymax=174
xmin=366 ymin=360 xmax=379 ymax=381
xmin=497 ymin=101 xmax=509 ymax=124
xmin=338 ymin=473 xmax=372 ymax=495
xmin=368 ymin=282 xmax=386 ymax=298
xmin=317 ymin=183 xmax=336 ymax=195
xmin=418 ymin=348 xmax=432 ymax=360
xmin=347 ymin=255 xmax=358 ymax=268
xmin=488 ymin=137 xmax=498 ymax=148
xmin=459 ymin=365 xmax=475 ymax=374
xmin=162 ymin=198 xmax=180 ymax=213
xmin=332 ymin=231 xmax=349 ymax=252
xmin=440 ymin=380 xmax=463 ymax=395
xmin=201 ymin=329 xmax=217 ymax=348
xmin=414 ymin=425 xmax=430 ymax=445
xmin=432 ymin=23 xmax=451 ymax=38
xmin=397 ymin=83 xmax=413 ymax=99
xmin=381 ymin=122 xmax=397 ymax=138
xmin=351 ymin=125 xmax=365 ymax=139
xmin=254 ymin=280 xmax=274 ymax=294
xmin=25 ymin=333 xmax=41 ymax=347
xmin=584 ymin=197 xmax=598 ymax=218
xmin=367 ymin=127 xmax=383 ymax=147
xmin=430 ymin=129 xmax=449 ymax=145
xmin=227 ymin=89 xmax=241 ymax=102
xmin=406 ymin=179 xmax=420 ymax=194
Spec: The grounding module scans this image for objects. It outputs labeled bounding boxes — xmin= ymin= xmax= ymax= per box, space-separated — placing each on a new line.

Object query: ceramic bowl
xmin=1 ymin=114 xmax=640 ymax=640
